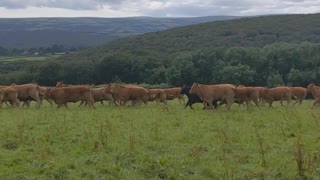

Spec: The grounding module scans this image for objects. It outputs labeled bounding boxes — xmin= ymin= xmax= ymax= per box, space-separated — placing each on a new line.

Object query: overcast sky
xmin=0 ymin=0 xmax=319 ymax=18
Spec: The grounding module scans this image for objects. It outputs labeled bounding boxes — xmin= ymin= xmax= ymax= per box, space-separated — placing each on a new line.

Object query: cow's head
xmin=189 ymin=83 xmax=199 ymax=95
xmin=104 ymin=84 xmax=112 ymax=93
xmin=180 ymin=85 xmax=191 ymax=95
xmin=258 ymin=88 xmax=269 ymax=98
xmin=307 ymin=83 xmax=316 ymax=92
xmin=56 ymin=81 xmax=64 ymax=88
xmin=44 ymin=88 xmax=52 ymax=98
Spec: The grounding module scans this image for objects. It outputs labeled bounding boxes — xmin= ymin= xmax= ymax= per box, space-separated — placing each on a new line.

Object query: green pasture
xmin=1 ymin=100 xmax=320 ymax=179
xmin=0 ymin=54 xmax=61 ymax=62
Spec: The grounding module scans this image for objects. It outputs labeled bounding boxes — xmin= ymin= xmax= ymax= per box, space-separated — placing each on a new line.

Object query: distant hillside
xmin=64 ymin=13 xmax=320 ymax=62
xmin=0 ymin=16 xmax=239 ymax=49
xmin=3 ymin=13 xmax=320 ymax=87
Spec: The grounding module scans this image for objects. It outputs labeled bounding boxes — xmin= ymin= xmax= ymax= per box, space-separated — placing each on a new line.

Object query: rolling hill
xmin=0 ymin=16 xmax=239 ymax=49
xmin=2 ymin=13 xmax=320 ymax=87
xmin=61 ymin=13 xmax=320 ymax=62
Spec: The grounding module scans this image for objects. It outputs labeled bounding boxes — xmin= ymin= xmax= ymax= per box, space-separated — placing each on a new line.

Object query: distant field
xmin=0 ymin=54 xmax=61 ymax=62
xmin=1 ymin=100 xmax=320 ymax=179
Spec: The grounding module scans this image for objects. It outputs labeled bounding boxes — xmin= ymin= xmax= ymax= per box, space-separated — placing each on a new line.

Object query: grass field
xmin=1 ymin=100 xmax=320 ymax=179
xmin=0 ymin=54 xmax=62 ymax=62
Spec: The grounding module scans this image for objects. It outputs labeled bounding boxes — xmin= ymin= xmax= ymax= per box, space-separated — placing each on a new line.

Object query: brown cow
xmin=307 ymin=83 xmax=320 ymax=108
xmin=106 ymin=84 xmax=149 ymax=106
xmin=0 ymin=87 xmax=20 ymax=108
xmin=259 ymin=87 xmax=293 ymax=107
xmin=80 ymin=87 xmax=114 ymax=106
xmin=45 ymin=86 xmax=94 ymax=109
xmin=290 ymin=87 xmax=307 ymax=106
xmin=163 ymin=87 xmax=185 ymax=104
xmin=148 ymin=89 xmax=167 ymax=104
xmin=22 ymin=86 xmax=54 ymax=107
xmin=10 ymin=83 xmax=41 ymax=108
xmin=234 ymin=86 xmax=260 ymax=109
xmin=189 ymin=83 xmax=235 ymax=110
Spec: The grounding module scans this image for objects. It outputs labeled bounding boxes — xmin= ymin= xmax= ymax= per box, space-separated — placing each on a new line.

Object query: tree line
xmin=0 ymin=44 xmax=83 ymax=56
xmin=0 ymin=42 xmax=320 ymax=88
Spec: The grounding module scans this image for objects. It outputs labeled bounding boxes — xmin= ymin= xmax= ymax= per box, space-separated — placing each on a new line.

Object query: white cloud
xmin=0 ymin=0 xmax=319 ymax=17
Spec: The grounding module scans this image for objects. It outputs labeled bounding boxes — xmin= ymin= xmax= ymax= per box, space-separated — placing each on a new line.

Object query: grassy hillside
xmin=62 ymin=13 xmax=320 ymax=62
xmin=0 ymin=16 xmax=239 ymax=49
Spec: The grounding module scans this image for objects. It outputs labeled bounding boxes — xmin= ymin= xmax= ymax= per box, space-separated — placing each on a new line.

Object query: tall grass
xmin=1 ymin=100 xmax=320 ymax=179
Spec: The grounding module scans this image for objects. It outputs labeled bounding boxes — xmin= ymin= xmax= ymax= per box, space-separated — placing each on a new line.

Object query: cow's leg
xmin=179 ymin=96 xmax=185 ymax=105
xmin=143 ymin=100 xmax=148 ymax=106
xmin=187 ymin=101 xmax=194 ymax=109
xmin=14 ymin=99 xmax=20 ymax=108
xmin=225 ymin=98 xmax=233 ymax=111
xmin=280 ymin=99 xmax=284 ymax=106
xmin=292 ymin=98 xmax=299 ymax=106
xmin=46 ymin=99 xmax=53 ymax=107
xmin=207 ymin=99 xmax=215 ymax=110
xmin=287 ymin=97 xmax=291 ymax=107
xmin=113 ymin=99 xmax=118 ymax=106
xmin=122 ymin=99 xmax=128 ymax=106
xmin=26 ymin=101 xmax=31 ymax=108
xmin=100 ymin=100 xmax=104 ymax=106
xmin=253 ymin=98 xmax=260 ymax=107
xmin=88 ymin=100 xmax=96 ymax=109
xmin=57 ymin=104 xmax=62 ymax=109
xmin=269 ymin=102 xmax=273 ymax=108
xmin=79 ymin=100 xmax=84 ymax=107
xmin=21 ymin=101 xmax=26 ymax=108
xmin=259 ymin=99 xmax=265 ymax=106
xmin=213 ymin=100 xmax=219 ymax=109
xmin=217 ymin=100 xmax=225 ymax=108
xmin=202 ymin=102 xmax=207 ymax=109
xmin=4 ymin=101 xmax=10 ymax=107
xmin=163 ymin=99 xmax=167 ymax=105
xmin=64 ymin=103 xmax=69 ymax=109
xmin=185 ymin=100 xmax=191 ymax=109
xmin=246 ymin=100 xmax=250 ymax=110
xmin=32 ymin=96 xmax=41 ymax=108
xmin=312 ymin=98 xmax=320 ymax=109
xmin=21 ymin=100 xmax=29 ymax=108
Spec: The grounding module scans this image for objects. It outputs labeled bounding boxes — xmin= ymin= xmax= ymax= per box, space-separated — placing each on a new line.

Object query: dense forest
xmin=1 ymin=14 xmax=320 ymax=87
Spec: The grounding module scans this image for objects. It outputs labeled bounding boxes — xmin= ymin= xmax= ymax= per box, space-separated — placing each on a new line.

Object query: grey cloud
xmin=0 ymin=0 xmax=30 ymax=9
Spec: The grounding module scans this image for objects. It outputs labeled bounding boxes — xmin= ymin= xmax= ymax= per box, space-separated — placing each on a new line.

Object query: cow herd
xmin=0 ymin=82 xmax=320 ymax=110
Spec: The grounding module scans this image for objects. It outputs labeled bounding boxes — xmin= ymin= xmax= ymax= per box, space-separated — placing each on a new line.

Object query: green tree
xmin=220 ymin=64 xmax=256 ymax=85
xmin=34 ymin=61 xmax=63 ymax=85
xmin=166 ymin=53 xmax=197 ymax=86
xmin=266 ymin=73 xmax=284 ymax=87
